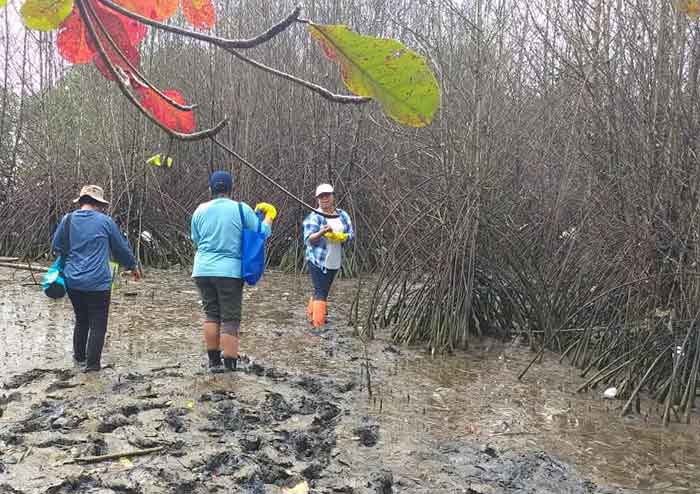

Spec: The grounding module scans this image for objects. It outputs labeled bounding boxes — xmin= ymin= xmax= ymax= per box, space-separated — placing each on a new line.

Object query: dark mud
xmin=0 ymin=355 xmax=633 ymax=494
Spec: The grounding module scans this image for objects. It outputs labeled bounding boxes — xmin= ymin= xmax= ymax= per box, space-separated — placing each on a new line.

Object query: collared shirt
xmin=302 ymin=209 xmax=353 ymax=270
xmin=51 ymin=210 xmax=137 ymax=292
xmin=191 ymin=197 xmax=271 ymax=278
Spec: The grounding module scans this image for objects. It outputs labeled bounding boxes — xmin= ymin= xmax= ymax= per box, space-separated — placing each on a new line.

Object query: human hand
xmin=255 ymin=202 xmax=278 ymax=222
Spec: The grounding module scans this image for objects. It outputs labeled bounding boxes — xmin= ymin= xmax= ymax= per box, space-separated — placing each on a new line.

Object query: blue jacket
xmin=191 ymin=198 xmax=271 ymax=278
xmin=51 ymin=210 xmax=137 ymax=291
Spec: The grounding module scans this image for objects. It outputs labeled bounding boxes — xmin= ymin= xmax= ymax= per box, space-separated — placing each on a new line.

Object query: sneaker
xmin=83 ymin=364 xmax=101 ymax=373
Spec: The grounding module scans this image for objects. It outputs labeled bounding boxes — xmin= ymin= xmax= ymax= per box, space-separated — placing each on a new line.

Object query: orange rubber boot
xmin=312 ymin=300 xmax=327 ymax=328
xmin=307 ymin=298 xmax=314 ymax=323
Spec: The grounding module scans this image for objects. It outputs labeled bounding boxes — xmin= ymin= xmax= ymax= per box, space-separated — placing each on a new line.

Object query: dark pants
xmin=67 ymin=289 xmax=111 ymax=369
xmin=308 ymin=262 xmax=338 ymax=301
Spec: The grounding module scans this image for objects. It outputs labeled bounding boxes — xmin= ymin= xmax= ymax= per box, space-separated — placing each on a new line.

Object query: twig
xmin=98 ymin=0 xmax=302 ymax=50
xmin=68 ymin=446 xmax=165 ymax=464
xmin=0 ymin=262 xmax=48 ymax=272
xmin=210 ymin=136 xmax=339 ymax=218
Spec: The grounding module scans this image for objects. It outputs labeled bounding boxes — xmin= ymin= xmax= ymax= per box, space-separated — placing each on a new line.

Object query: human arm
xmin=303 ymin=213 xmax=331 ymax=245
xmin=191 ymin=212 xmax=200 ymax=245
xmin=107 ymin=219 xmax=137 ymax=271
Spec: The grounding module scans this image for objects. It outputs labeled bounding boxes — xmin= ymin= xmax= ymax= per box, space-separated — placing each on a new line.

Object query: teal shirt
xmin=191 ymin=198 xmax=271 ymax=278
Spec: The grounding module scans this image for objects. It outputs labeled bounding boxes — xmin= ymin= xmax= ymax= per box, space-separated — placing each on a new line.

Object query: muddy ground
xmin=0 ymin=268 xmax=681 ymax=493
xmin=1 ymin=345 xmax=631 ymax=494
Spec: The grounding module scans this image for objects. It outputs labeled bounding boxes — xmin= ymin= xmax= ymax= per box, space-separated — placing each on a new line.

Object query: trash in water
xmin=603 ymin=387 xmax=617 ymax=399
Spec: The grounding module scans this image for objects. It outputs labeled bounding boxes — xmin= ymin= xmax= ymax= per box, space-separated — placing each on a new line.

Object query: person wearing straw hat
xmin=191 ymin=170 xmax=277 ymax=373
xmin=302 ymin=183 xmax=354 ymax=332
xmin=51 ymin=185 xmax=140 ymax=373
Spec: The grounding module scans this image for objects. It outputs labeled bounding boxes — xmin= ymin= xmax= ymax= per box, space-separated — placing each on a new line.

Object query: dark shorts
xmin=194 ymin=277 xmax=244 ymax=332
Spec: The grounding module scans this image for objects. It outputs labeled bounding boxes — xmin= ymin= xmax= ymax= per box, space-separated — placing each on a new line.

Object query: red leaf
xmin=57 ymin=7 xmax=94 ymax=64
xmin=180 ymin=0 xmax=216 ymax=29
xmin=133 ymin=82 xmax=196 ymax=133
xmin=87 ymin=7 xmax=140 ymax=81
xmin=93 ymin=0 xmax=147 ymax=45
xmin=112 ymin=0 xmax=178 ymax=21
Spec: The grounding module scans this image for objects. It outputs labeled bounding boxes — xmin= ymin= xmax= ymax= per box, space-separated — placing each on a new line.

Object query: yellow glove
xmin=324 ymin=231 xmax=349 ymax=244
xmin=255 ymin=202 xmax=277 ymax=221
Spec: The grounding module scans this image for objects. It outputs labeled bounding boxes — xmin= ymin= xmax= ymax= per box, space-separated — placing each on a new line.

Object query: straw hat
xmin=73 ymin=185 xmax=109 ymax=205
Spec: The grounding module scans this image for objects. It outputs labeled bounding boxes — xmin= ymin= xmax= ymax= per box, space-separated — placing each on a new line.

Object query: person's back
xmin=60 ymin=209 xmax=135 ymax=291
xmin=191 ymin=197 xmax=262 ymax=278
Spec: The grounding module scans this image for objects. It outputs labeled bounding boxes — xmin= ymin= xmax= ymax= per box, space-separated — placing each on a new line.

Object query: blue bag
xmin=238 ymin=203 xmax=266 ymax=285
xmin=42 ymin=213 xmax=72 ymax=299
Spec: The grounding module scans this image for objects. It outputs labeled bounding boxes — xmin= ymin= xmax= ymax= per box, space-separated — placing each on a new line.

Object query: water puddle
xmin=0 ymin=267 xmax=698 ymax=491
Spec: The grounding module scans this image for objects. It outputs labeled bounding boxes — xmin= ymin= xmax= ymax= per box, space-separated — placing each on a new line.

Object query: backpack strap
xmin=60 ymin=213 xmax=72 ymax=269
xmin=237 ymin=201 xmax=245 ymax=229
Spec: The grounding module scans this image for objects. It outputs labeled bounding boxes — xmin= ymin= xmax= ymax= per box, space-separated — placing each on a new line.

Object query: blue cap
xmin=209 ymin=170 xmax=233 ymax=193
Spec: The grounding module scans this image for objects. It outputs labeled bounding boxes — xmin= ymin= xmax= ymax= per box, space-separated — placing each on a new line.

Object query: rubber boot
xmin=224 ymin=357 xmax=238 ymax=372
xmin=312 ymin=300 xmax=327 ymax=329
xmin=307 ymin=298 xmax=314 ymax=323
xmin=208 ymin=349 xmax=223 ymax=373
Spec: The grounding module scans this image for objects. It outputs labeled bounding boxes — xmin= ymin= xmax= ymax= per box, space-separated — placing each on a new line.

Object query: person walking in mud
xmin=303 ymin=183 xmax=354 ymax=333
xmin=51 ymin=185 xmax=140 ymax=373
xmin=191 ymin=170 xmax=277 ymax=373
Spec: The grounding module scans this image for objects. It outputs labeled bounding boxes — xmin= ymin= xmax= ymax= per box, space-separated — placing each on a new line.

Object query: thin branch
xmin=225 ymin=47 xmax=371 ymax=105
xmin=76 ymin=0 xmax=227 ymax=142
xmin=83 ymin=0 xmax=195 ymax=112
xmin=210 ymin=137 xmax=339 ymax=218
xmin=96 ymin=0 xmax=370 ymax=105
xmin=97 ymin=0 xmax=301 ymax=49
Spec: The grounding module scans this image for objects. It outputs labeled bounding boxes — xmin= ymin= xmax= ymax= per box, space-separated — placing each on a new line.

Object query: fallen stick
xmin=69 ymin=446 xmax=164 ymax=464
xmin=0 ymin=262 xmax=48 ymax=273
xmin=0 ymin=257 xmax=20 ymax=262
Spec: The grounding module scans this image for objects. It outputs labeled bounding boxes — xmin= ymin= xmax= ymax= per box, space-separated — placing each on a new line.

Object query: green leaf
xmin=0 ymin=0 xmax=7 ymax=9
xmin=309 ymin=23 xmax=440 ymax=127
xmin=21 ymin=0 xmax=74 ymax=32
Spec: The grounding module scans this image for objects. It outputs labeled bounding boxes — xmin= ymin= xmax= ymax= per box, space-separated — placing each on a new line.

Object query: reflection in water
xmin=1 ymin=267 xmax=699 ymax=490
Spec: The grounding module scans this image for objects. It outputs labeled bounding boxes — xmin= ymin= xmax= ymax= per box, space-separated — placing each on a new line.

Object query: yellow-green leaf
xmin=309 ymin=23 xmax=440 ymax=127
xmin=0 ymin=0 xmax=7 ymax=9
xmin=146 ymin=153 xmax=173 ymax=168
xmin=21 ymin=0 xmax=74 ymax=31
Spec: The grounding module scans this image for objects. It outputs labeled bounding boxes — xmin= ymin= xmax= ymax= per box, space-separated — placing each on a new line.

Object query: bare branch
xmin=210 ymin=137 xmax=339 ymax=218
xmin=224 ymin=47 xmax=371 ymax=105
xmin=96 ymin=0 xmax=302 ymax=50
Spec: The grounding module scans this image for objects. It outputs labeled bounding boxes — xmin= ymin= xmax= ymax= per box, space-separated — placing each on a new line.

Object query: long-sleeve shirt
xmin=303 ymin=209 xmax=354 ymax=270
xmin=191 ymin=198 xmax=271 ymax=278
xmin=51 ymin=209 xmax=137 ymax=291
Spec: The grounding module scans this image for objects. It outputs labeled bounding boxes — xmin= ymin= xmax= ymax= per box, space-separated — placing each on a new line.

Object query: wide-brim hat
xmin=315 ymin=183 xmax=334 ymax=197
xmin=73 ymin=185 xmax=109 ymax=205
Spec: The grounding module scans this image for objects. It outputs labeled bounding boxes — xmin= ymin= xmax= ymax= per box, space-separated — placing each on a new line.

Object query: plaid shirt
xmin=303 ymin=209 xmax=354 ymax=269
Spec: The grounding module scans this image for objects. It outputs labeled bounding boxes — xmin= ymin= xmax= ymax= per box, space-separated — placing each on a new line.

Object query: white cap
xmin=315 ymin=183 xmax=334 ymax=197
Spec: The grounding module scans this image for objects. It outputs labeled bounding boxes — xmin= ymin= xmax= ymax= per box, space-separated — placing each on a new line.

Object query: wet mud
xmin=0 ymin=267 xmax=685 ymax=492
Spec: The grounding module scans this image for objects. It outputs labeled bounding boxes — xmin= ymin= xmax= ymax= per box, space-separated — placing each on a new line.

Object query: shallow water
xmin=1 ymin=267 xmax=698 ymax=491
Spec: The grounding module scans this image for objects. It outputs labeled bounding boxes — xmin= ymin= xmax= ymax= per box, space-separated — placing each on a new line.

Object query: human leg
xmin=308 ymin=263 xmax=338 ymax=328
xmin=217 ymin=278 xmax=243 ymax=371
xmin=67 ymin=289 xmax=89 ymax=363
xmin=84 ymin=290 xmax=111 ymax=371
xmin=195 ymin=277 xmax=223 ymax=371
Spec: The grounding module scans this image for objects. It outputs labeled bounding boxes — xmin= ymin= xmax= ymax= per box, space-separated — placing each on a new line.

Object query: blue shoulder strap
xmin=237 ymin=201 xmax=245 ymax=229
xmin=238 ymin=202 xmax=262 ymax=233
